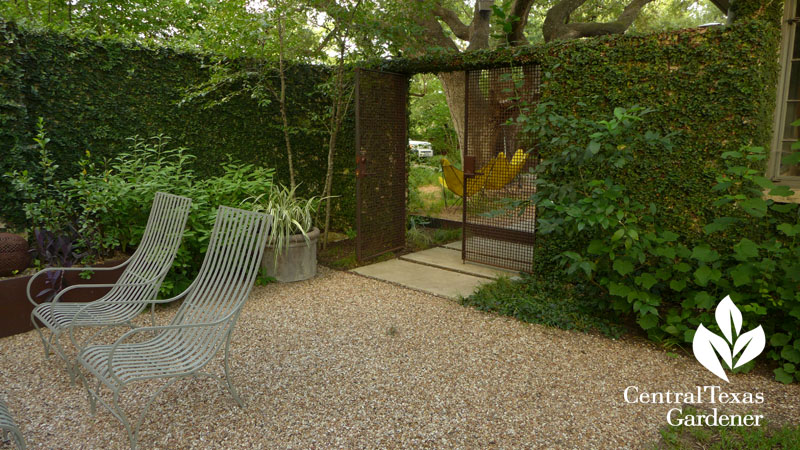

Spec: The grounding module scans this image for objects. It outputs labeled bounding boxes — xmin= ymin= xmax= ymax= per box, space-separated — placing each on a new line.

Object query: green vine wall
xmin=0 ymin=20 xmax=355 ymax=229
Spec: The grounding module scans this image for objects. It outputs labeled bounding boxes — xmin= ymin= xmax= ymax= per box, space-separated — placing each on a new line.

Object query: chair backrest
xmin=170 ymin=206 xmax=270 ymax=341
xmin=107 ymin=192 xmax=192 ymax=300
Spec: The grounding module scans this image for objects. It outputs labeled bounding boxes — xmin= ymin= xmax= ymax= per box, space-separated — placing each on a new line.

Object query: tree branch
xmin=467 ymin=1 xmax=490 ymax=50
xmin=406 ymin=0 xmax=460 ymax=52
xmin=542 ymin=0 xmax=657 ymax=42
xmin=508 ymin=0 xmax=534 ymax=46
xmin=432 ymin=4 xmax=471 ymax=41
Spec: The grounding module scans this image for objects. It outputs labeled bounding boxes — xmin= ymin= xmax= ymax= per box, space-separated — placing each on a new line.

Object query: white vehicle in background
xmin=408 ymin=140 xmax=434 ymax=157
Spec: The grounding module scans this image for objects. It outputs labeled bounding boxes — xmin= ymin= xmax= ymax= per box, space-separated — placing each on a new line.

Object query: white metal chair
xmin=76 ymin=206 xmax=271 ymax=450
xmin=28 ymin=192 xmax=192 ymax=380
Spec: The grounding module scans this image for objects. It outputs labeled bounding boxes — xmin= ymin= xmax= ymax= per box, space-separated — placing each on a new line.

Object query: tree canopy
xmin=1 ymin=0 xmax=725 ymax=60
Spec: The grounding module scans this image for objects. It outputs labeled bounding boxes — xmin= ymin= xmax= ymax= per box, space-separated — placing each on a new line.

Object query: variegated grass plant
xmin=246 ymin=184 xmax=323 ymax=263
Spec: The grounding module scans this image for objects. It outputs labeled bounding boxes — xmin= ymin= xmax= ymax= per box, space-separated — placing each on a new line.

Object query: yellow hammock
xmin=438 ymin=150 xmax=528 ymax=197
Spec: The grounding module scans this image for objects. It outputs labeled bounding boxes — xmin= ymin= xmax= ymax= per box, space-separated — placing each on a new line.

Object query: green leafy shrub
xmin=516 ymin=104 xmax=800 ymax=383
xmin=6 ymin=127 xmax=275 ymax=297
xmin=6 ymin=118 xmax=75 ymax=234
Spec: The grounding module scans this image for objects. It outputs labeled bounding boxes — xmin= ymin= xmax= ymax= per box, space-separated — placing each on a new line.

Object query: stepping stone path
xmin=351 ymin=242 xmax=517 ymax=299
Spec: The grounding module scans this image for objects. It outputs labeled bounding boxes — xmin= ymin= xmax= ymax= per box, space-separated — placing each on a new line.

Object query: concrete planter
xmin=262 ymin=227 xmax=319 ymax=282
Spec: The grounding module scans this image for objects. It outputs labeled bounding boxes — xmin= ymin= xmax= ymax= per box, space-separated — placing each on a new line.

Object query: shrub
xmin=513 ymin=104 xmax=800 ymax=383
xmin=5 ymin=125 xmax=275 ymax=297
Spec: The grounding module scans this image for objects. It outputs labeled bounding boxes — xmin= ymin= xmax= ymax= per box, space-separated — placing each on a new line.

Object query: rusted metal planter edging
xmin=0 ymin=259 xmax=128 ymax=339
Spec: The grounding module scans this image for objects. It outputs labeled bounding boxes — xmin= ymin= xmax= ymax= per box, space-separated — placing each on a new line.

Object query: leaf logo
xmin=692 ymin=296 xmax=765 ymax=382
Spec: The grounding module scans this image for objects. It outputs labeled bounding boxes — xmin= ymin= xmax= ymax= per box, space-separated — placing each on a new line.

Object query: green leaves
xmin=635 ymin=273 xmax=658 ymax=290
xmin=770 ymin=333 xmax=792 ymax=347
xmin=775 ymin=366 xmax=795 ymax=384
xmin=733 ymin=238 xmax=759 ymax=260
xmin=781 ymin=346 xmax=800 ymax=364
xmin=691 ymin=245 xmax=720 ymax=263
xmin=638 ymin=313 xmax=659 ymax=330
xmin=509 ymin=99 xmax=800 ymax=384
xmin=613 ymin=258 xmax=635 ymax=276
xmin=739 ymin=197 xmax=768 ymax=217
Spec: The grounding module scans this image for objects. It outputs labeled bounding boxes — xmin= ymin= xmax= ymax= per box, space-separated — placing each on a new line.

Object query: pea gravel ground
xmin=2 ymin=267 xmax=799 ymax=449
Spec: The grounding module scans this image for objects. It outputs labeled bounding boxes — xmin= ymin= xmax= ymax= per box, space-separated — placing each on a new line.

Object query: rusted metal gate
xmin=355 ymin=69 xmax=409 ymax=262
xmin=462 ymin=65 xmax=541 ymax=272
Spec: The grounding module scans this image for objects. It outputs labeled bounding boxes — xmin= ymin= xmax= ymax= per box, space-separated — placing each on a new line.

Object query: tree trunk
xmin=277 ymin=15 xmax=296 ymax=190
xmin=322 ymin=40 xmax=354 ymax=248
xmin=437 ymin=71 xmax=466 ymax=166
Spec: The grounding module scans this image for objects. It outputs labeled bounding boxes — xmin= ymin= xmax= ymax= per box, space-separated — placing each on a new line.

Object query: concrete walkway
xmin=350 ymin=242 xmax=517 ymax=299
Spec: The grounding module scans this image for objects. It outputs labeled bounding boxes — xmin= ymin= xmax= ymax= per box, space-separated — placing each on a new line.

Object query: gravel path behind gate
xmin=1 ymin=267 xmax=799 ymax=449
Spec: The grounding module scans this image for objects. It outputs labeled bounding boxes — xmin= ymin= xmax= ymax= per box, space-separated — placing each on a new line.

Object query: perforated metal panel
xmin=355 ymin=69 xmax=409 ymax=262
xmin=463 ymin=65 xmax=541 ymax=272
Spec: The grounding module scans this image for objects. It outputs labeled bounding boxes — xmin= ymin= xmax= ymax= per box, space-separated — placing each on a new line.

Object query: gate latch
xmin=356 ymin=155 xmax=372 ymax=178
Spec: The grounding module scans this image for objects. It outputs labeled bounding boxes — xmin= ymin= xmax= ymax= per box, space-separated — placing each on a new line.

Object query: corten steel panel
xmin=463 ymin=65 xmax=541 ymax=272
xmin=0 ymin=259 xmax=127 ymax=338
xmin=355 ymin=69 xmax=409 ymax=262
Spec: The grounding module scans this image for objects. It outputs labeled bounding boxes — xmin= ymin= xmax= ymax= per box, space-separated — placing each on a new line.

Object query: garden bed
xmin=0 ymin=258 xmax=127 ymax=338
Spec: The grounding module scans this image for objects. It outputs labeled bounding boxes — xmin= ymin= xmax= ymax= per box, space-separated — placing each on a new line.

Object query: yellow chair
xmin=440 ymin=158 xmax=490 ymax=197
xmin=439 ymin=150 xmax=529 ymax=197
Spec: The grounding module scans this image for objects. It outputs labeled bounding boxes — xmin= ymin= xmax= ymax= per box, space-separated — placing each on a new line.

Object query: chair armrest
xmin=49 ymin=280 xmax=158 ymax=305
xmin=68 ymin=288 xmax=194 ymax=350
xmin=26 ymin=260 xmax=131 ymax=306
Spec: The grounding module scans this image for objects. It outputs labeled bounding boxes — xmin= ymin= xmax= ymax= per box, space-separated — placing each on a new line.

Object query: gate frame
xmin=460 ymin=66 xmax=539 ymax=273
xmin=354 ymin=68 xmax=410 ymax=263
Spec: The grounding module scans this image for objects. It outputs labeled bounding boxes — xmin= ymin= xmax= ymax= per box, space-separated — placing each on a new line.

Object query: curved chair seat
xmin=33 ymin=299 xmax=147 ymax=330
xmin=80 ymin=331 xmax=215 ymax=388
xmin=439 ymin=150 xmax=529 ymax=197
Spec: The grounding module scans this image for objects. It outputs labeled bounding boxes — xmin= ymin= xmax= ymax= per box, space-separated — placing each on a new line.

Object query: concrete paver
xmin=351 ymin=258 xmax=489 ymax=299
xmin=399 ymin=246 xmax=515 ymax=279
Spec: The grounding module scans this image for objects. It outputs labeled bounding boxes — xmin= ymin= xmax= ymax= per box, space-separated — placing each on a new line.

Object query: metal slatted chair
xmin=76 ymin=206 xmax=271 ymax=450
xmin=27 ymin=192 xmax=192 ymax=379
xmin=0 ymin=398 xmax=25 ymax=450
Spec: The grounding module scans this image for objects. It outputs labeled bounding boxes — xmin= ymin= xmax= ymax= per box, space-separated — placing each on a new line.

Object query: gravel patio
xmin=2 ymin=267 xmax=799 ymax=449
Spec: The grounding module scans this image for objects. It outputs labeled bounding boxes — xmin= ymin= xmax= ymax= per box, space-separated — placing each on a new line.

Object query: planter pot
xmin=262 ymin=227 xmax=319 ymax=283
xmin=0 ymin=233 xmax=30 ymax=276
xmin=0 ymin=258 xmax=128 ymax=339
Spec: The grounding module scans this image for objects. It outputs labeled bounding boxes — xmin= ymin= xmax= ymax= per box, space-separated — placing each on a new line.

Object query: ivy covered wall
xmin=372 ymin=10 xmax=782 ymax=275
xmin=0 ymin=21 xmax=355 ymax=229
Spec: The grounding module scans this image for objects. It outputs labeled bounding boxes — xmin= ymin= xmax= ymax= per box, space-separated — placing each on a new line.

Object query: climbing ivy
xmin=0 ymin=20 xmax=355 ymax=229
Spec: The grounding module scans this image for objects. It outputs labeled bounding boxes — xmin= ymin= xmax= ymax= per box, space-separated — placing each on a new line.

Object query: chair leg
xmin=223 ymin=332 xmax=244 ymax=408
xmin=13 ymin=429 xmax=26 ymax=450
xmin=48 ymin=332 xmax=77 ymax=385
xmin=112 ymin=390 xmax=137 ymax=450
xmin=77 ymin=370 xmax=98 ymax=416
xmin=130 ymin=378 xmax=182 ymax=450
xmin=31 ymin=313 xmax=52 ymax=359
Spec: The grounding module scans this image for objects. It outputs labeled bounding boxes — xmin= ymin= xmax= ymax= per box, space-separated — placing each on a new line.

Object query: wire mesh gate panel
xmin=462 ymin=65 xmax=541 ymax=272
xmin=355 ymin=69 xmax=409 ymax=262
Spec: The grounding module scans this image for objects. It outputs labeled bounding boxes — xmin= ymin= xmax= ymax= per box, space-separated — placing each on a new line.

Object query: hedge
xmin=0 ymin=20 xmax=355 ymax=229
xmin=366 ymin=14 xmax=782 ymax=276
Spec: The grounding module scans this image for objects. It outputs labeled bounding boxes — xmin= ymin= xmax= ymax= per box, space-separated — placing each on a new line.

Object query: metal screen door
xmin=462 ymin=65 xmax=541 ymax=272
xmin=355 ymin=69 xmax=409 ymax=262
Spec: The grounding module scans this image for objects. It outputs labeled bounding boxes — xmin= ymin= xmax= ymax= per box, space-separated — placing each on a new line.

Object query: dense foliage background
xmin=0 ymin=20 xmax=355 ymax=230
